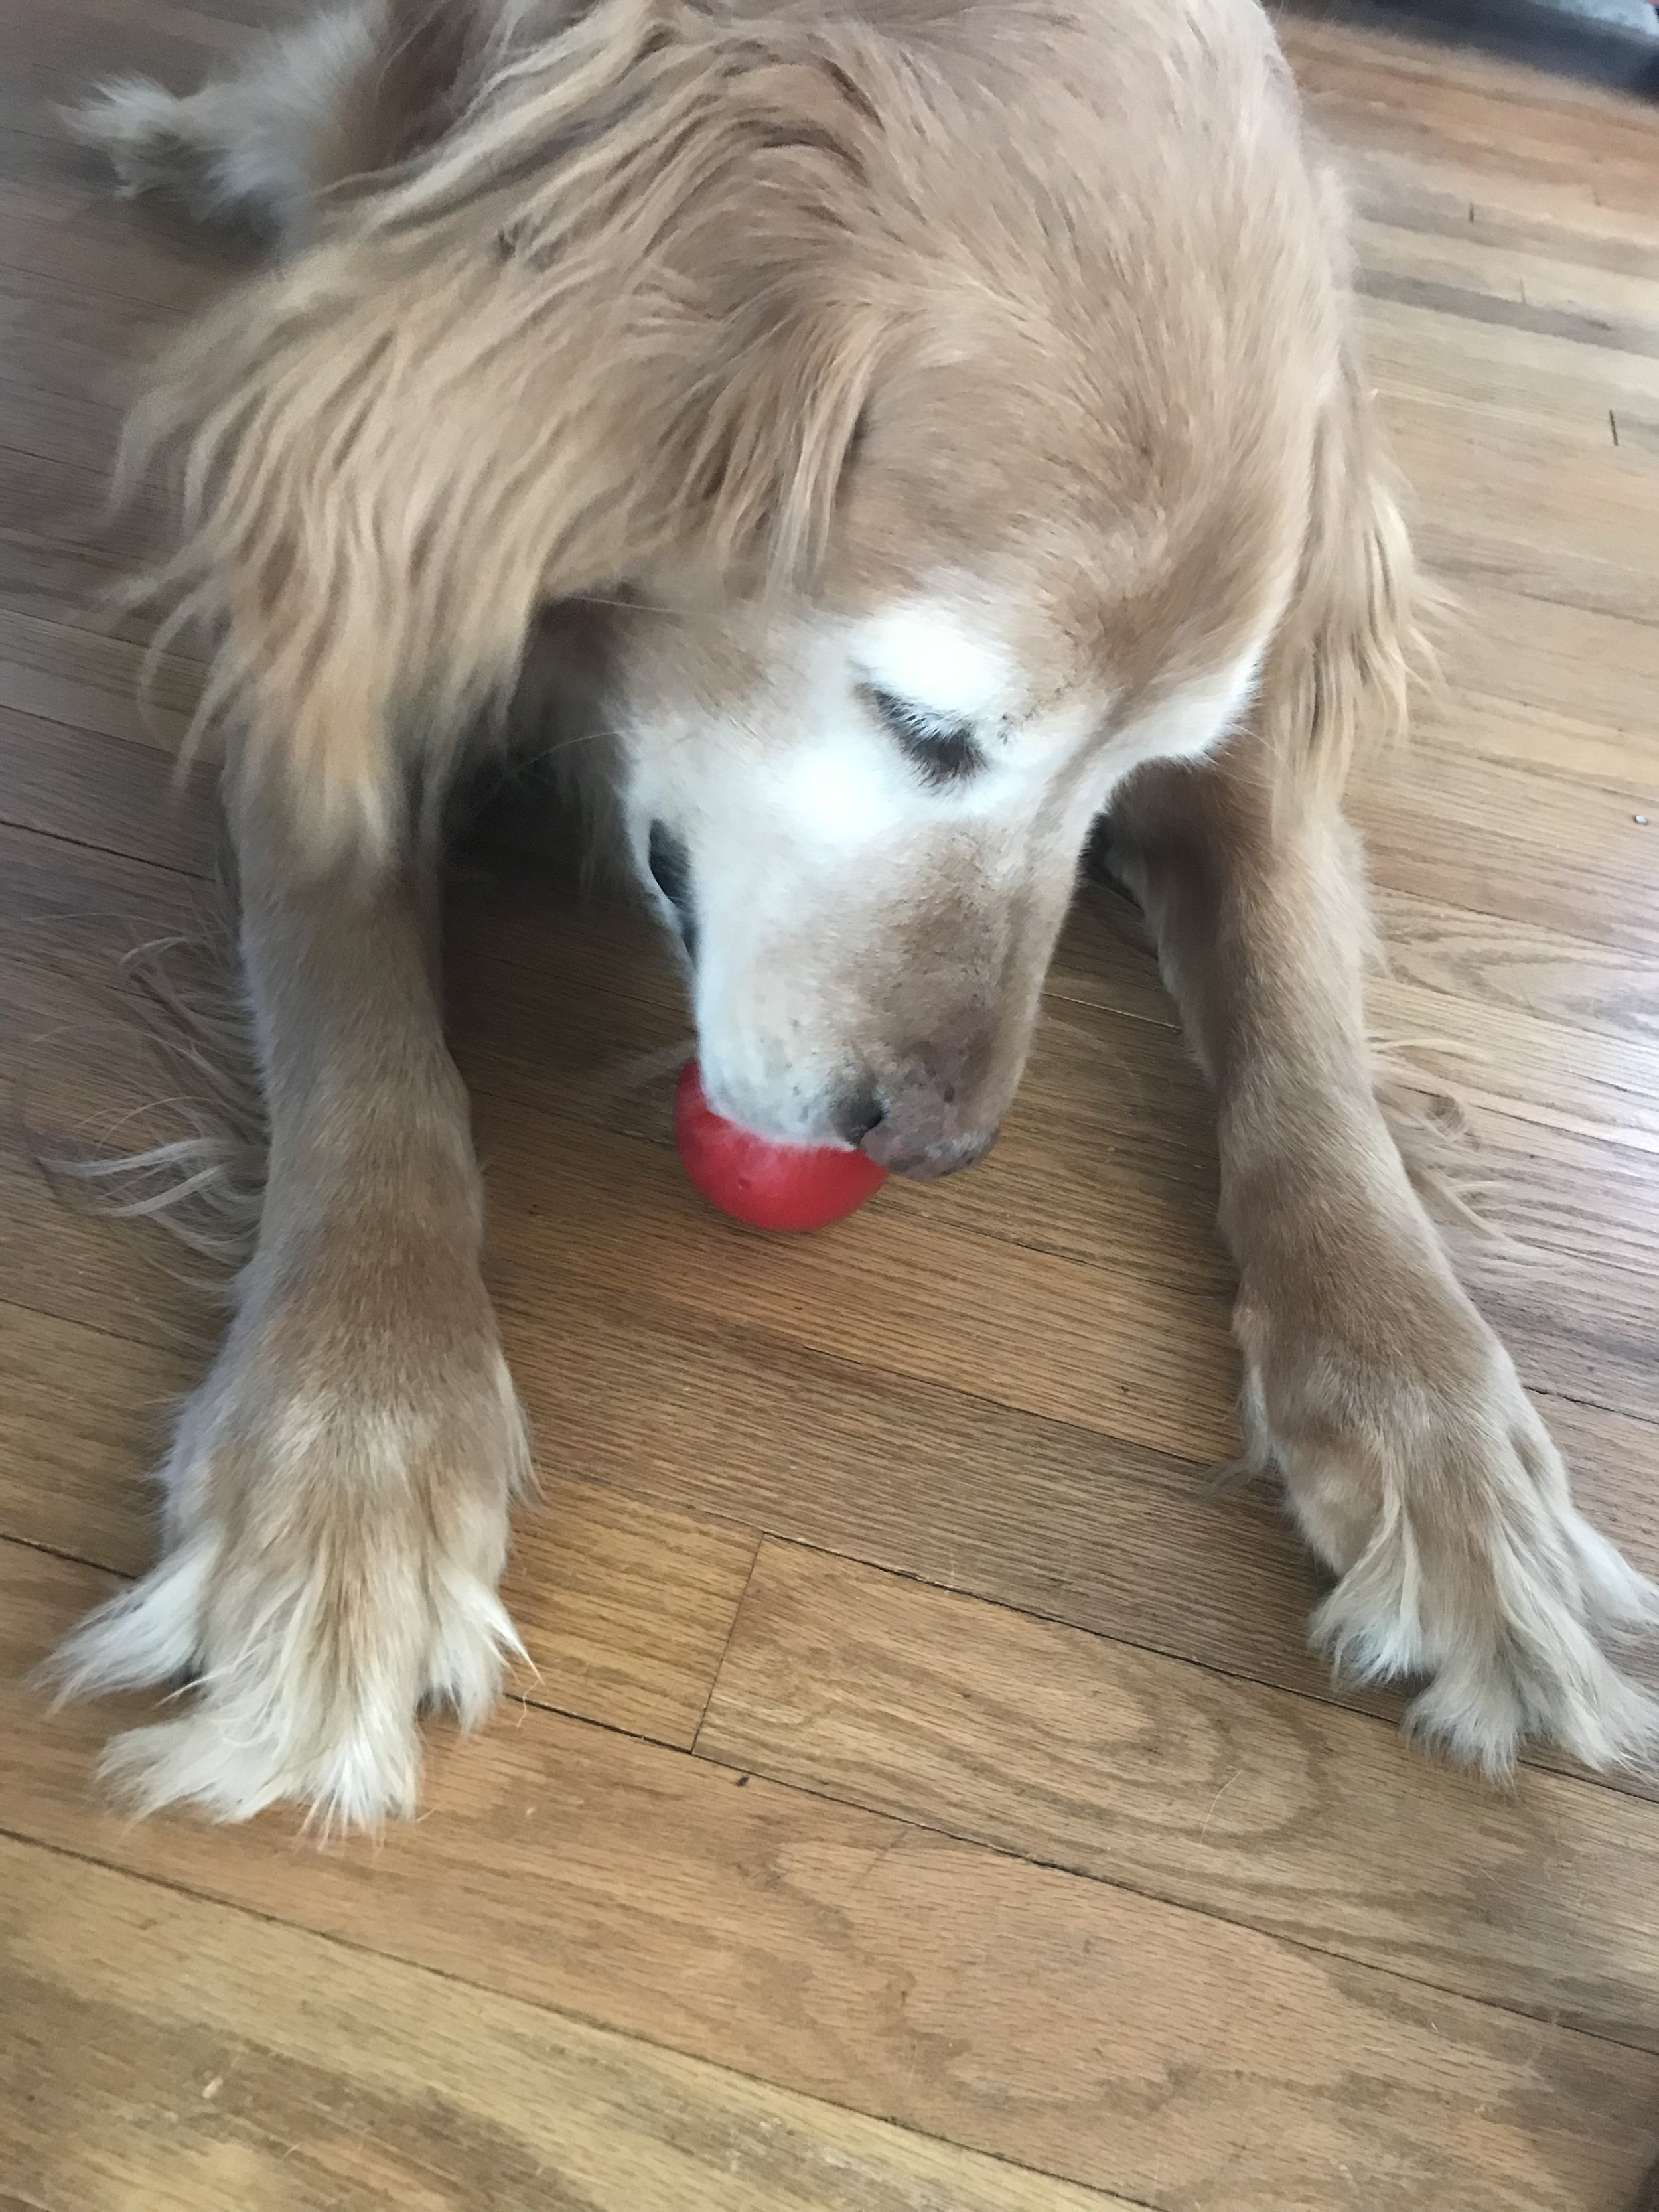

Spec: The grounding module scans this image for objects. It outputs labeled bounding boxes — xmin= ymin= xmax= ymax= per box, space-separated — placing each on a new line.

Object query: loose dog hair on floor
xmin=47 ymin=0 xmax=1658 ymax=1826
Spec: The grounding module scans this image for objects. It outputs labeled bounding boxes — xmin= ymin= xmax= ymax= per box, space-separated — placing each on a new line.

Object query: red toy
xmin=673 ymin=1060 xmax=887 ymax=1232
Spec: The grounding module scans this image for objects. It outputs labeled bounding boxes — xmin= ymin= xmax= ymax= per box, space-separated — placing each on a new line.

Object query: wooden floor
xmin=3 ymin=3 xmax=1659 ymax=2207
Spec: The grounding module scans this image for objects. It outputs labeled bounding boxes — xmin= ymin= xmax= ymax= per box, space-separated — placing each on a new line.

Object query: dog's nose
xmin=851 ymin=1050 xmax=1001 ymax=1181
xmin=833 ymin=1090 xmax=887 ymax=1148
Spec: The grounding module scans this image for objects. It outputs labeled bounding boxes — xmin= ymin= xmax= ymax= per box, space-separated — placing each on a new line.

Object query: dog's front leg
xmin=54 ymin=774 xmax=528 ymax=1826
xmin=1109 ymin=745 xmax=1656 ymax=1776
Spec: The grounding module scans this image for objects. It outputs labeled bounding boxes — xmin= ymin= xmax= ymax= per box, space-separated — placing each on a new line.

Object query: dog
xmin=50 ymin=0 xmax=1657 ymax=1826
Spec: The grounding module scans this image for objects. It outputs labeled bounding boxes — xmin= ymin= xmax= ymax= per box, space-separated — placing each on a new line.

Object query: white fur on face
xmin=622 ymin=596 xmax=1265 ymax=1142
xmin=855 ymin=601 xmax=1021 ymax=724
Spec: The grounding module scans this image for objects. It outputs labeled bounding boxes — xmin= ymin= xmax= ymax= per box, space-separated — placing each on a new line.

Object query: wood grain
xmin=0 ymin=1834 xmax=1128 ymax=2212
xmin=700 ymin=1541 xmax=1659 ymax=2051
xmin=0 ymin=708 xmax=220 ymax=871
xmin=1374 ymin=889 xmax=1659 ymax=1056
xmin=5 ymin=1543 xmax=1656 ymax=2212
xmin=0 ymin=605 xmax=196 ymax=752
xmin=0 ymin=1298 xmax=195 ymax=1572
xmin=1355 ymin=747 xmax=1659 ymax=962
xmin=502 ymin=1477 xmax=757 ymax=1747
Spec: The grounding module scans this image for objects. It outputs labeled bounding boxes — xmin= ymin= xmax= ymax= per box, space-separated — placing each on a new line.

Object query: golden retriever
xmin=51 ymin=0 xmax=1656 ymax=1824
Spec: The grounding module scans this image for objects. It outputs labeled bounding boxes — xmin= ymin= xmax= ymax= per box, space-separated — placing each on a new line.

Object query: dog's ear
xmin=1260 ymin=340 xmax=1431 ymax=812
xmin=131 ymin=4 xmax=887 ymax=866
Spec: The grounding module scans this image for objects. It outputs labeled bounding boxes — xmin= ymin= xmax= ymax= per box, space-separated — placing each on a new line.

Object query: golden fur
xmin=50 ymin=0 xmax=1656 ymax=1824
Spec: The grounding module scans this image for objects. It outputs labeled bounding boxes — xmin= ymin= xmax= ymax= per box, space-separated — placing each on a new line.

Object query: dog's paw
xmin=1240 ymin=1284 xmax=1659 ymax=1778
xmin=1307 ymin=1423 xmax=1659 ymax=1778
xmin=48 ymin=1319 xmax=531 ymax=1829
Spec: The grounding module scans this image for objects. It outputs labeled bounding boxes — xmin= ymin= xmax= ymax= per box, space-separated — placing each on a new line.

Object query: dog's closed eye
xmin=861 ymin=684 xmax=983 ymax=788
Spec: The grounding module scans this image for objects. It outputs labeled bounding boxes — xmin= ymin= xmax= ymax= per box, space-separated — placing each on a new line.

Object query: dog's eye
xmin=861 ymin=685 xmax=983 ymax=788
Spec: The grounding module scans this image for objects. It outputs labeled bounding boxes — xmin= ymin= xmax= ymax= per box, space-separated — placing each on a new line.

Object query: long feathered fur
xmin=122 ymin=0 xmax=891 ymax=866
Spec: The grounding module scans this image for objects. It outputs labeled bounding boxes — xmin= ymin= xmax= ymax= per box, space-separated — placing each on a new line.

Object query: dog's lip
xmin=693 ymin=1073 xmax=859 ymax=1154
xmin=861 ymin=1125 xmax=999 ymax=1179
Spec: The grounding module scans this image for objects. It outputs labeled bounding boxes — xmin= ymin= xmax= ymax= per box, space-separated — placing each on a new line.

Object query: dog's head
xmin=566 ymin=11 xmax=1335 ymax=1173
xmin=164 ymin=1 xmax=1406 ymax=1175
xmin=609 ymin=496 xmax=1280 ymax=1174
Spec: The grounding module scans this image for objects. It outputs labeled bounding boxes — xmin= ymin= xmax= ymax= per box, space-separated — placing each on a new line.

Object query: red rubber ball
xmin=673 ymin=1060 xmax=887 ymax=1232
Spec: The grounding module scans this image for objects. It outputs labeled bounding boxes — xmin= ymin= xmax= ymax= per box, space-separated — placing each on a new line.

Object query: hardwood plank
xmin=503 ymin=1282 xmax=1659 ymax=1744
xmin=5 ymin=1544 xmax=1655 ymax=2212
xmin=0 ymin=444 xmax=167 ymax=633
xmin=1063 ymin=891 xmax=1659 ymax=1213
xmin=0 ymin=1299 xmax=758 ymax=1751
xmin=0 ymin=1027 xmax=1246 ymax=1469
xmin=0 ymin=1143 xmax=219 ymax=1368
xmin=0 ymin=362 xmax=125 ymax=481
xmin=0 ymin=706 xmax=219 ymax=872
xmin=1348 ymin=156 xmax=1659 ymax=286
xmin=0 ymin=830 xmax=228 ymax=1353
xmin=1477 ymin=1254 xmax=1659 ymax=1430
xmin=481 ymin=1083 xmax=1659 ymax=1444
xmin=448 ymin=879 xmax=1234 ymax=1297
xmin=0 ymin=607 xmax=196 ymax=751
xmin=1386 ymin=394 xmax=1659 ymax=626
xmin=1429 ymin=579 xmax=1659 ymax=744
xmin=1440 ymin=1110 xmax=1659 ymax=1276
xmin=493 ymin=1098 xmax=1242 ymax=1463
xmin=700 ymin=1540 xmax=1659 ymax=2053
xmin=0 ymin=122 xmax=249 ymax=316
xmin=453 ymin=894 xmax=1659 ymax=1434
xmin=0 ymin=1299 xmax=192 ymax=1573
xmin=0 ymin=272 xmax=141 ymax=468
xmin=1360 ymin=293 xmax=1659 ymax=455
xmin=1375 ymin=889 xmax=1659 ymax=1049
xmin=1415 ymin=693 xmax=1659 ymax=804
xmin=1357 ymin=214 xmax=1659 ymax=337
xmin=461 ymin=879 xmax=1659 ymax=1430
xmin=0 ymin=1834 xmax=1124 ymax=2212
xmin=1282 ymin=19 xmax=1659 ymax=218
xmin=1355 ymin=745 xmax=1659 ymax=959
xmin=1543 ymin=1395 xmax=1659 ymax=1643
xmin=501 ymin=1478 xmax=757 ymax=1747
xmin=1342 ymin=130 xmax=1659 ymax=255
xmin=1283 ymin=0 xmax=1659 ymax=138
xmin=1377 ymin=984 xmax=1659 ymax=1155
xmin=1360 ymin=264 xmax=1659 ymax=376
